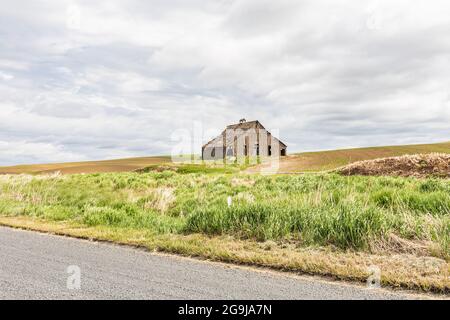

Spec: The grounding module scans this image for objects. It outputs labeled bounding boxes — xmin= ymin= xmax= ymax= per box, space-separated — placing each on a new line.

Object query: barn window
xmin=211 ymin=148 xmax=216 ymax=157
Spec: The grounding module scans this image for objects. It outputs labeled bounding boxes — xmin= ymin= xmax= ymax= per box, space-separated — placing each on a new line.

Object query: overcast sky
xmin=0 ymin=0 xmax=449 ymax=165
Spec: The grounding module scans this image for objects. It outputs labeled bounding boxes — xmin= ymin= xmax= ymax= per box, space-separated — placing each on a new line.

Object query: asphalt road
xmin=0 ymin=226 xmax=426 ymax=300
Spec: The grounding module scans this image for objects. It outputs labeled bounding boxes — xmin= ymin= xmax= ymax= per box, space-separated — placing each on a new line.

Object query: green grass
xmin=0 ymin=172 xmax=448 ymax=259
xmin=136 ymin=163 xmax=243 ymax=175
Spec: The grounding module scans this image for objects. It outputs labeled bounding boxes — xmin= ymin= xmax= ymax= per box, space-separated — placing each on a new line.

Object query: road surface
xmin=0 ymin=226 xmax=426 ymax=300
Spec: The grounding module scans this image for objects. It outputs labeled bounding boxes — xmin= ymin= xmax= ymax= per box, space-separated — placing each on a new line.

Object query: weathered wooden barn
xmin=202 ymin=119 xmax=287 ymax=160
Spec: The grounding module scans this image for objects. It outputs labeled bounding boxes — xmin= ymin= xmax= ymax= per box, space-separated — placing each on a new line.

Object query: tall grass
xmin=185 ymin=203 xmax=388 ymax=249
xmin=0 ymin=172 xmax=448 ymax=258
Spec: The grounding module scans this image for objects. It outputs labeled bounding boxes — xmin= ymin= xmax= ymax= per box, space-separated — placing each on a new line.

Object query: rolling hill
xmin=0 ymin=141 xmax=449 ymax=175
xmin=247 ymin=141 xmax=450 ymax=173
xmin=247 ymin=142 xmax=450 ymax=173
xmin=0 ymin=156 xmax=171 ymax=175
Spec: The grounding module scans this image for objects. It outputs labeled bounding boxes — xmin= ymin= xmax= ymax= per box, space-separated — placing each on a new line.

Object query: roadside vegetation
xmin=0 ymin=167 xmax=448 ymax=293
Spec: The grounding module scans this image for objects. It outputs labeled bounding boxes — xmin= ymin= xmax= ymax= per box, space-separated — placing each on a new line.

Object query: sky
xmin=0 ymin=0 xmax=449 ymax=165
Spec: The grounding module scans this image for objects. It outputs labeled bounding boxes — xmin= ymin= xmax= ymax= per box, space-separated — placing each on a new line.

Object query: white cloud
xmin=0 ymin=71 xmax=14 ymax=81
xmin=0 ymin=140 xmax=86 ymax=165
xmin=0 ymin=59 xmax=29 ymax=71
xmin=0 ymin=0 xmax=449 ymax=165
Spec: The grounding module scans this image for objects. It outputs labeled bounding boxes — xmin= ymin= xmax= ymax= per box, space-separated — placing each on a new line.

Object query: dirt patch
xmin=337 ymin=153 xmax=450 ymax=178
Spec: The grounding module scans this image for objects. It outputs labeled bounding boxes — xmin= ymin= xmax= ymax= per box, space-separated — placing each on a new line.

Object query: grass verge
xmin=0 ymin=171 xmax=448 ymax=293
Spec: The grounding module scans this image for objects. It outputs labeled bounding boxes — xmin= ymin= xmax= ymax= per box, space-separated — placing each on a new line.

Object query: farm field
xmin=0 ymin=141 xmax=449 ymax=175
xmin=0 ymin=169 xmax=448 ymax=293
xmin=0 ymin=156 xmax=171 ymax=175
xmin=248 ymin=141 xmax=450 ymax=173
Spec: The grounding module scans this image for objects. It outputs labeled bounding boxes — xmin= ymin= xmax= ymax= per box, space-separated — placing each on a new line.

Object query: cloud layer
xmin=0 ymin=0 xmax=449 ymax=165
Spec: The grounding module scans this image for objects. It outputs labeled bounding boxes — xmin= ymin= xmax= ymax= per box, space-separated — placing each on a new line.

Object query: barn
xmin=202 ymin=119 xmax=287 ymax=161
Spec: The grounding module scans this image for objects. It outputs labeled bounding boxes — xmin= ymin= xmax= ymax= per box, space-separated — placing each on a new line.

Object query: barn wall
xmin=202 ymin=146 xmax=224 ymax=160
xmin=202 ymin=125 xmax=287 ymax=160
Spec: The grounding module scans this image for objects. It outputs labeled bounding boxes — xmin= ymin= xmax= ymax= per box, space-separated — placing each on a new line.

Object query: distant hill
xmin=0 ymin=156 xmax=171 ymax=175
xmin=0 ymin=141 xmax=449 ymax=175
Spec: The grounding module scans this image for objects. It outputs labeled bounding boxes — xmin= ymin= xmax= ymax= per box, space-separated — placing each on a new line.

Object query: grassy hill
xmin=0 ymin=141 xmax=449 ymax=175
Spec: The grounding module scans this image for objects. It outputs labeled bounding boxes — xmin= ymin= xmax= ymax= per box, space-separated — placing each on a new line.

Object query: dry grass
xmin=0 ymin=216 xmax=448 ymax=294
xmin=147 ymin=187 xmax=176 ymax=213
xmin=337 ymin=153 xmax=450 ymax=178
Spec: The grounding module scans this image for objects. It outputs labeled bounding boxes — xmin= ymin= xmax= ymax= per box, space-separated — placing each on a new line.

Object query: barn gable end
xmin=202 ymin=120 xmax=287 ymax=160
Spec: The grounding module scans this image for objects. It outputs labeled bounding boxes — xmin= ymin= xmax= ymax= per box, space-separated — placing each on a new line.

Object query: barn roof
xmin=202 ymin=120 xmax=287 ymax=148
xmin=226 ymin=120 xmax=262 ymax=130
